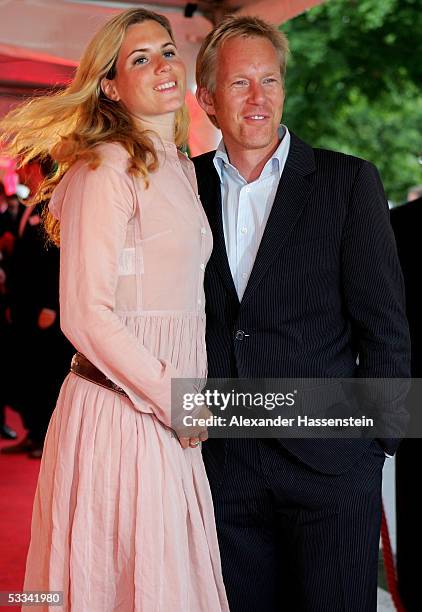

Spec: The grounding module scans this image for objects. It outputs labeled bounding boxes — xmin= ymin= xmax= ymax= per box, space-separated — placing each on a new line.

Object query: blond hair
xmin=196 ymin=15 xmax=289 ymax=128
xmin=0 ymin=8 xmax=189 ymax=245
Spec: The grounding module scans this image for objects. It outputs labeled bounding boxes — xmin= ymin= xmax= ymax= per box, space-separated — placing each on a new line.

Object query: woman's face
xmin=103 ymin=20 xmax=186 ymax=122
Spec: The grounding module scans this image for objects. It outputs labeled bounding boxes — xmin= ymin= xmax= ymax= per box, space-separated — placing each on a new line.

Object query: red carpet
xmin=0 ymin=407 xmax=40 ymax=610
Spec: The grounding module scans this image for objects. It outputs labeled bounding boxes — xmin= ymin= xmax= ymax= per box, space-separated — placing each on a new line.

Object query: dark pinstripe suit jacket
xmin=193 ymin=132 xmax=411 ymax=474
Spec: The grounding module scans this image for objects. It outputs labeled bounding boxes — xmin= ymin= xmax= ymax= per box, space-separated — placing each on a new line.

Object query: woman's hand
xmin=176 ymin=405 xmax=212 ymax=449
xmin=178 ymin=430 xmax=209 ymax=449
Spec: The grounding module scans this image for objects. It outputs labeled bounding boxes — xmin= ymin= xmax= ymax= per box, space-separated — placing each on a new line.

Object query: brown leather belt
xmin=70 ymin=352 xmax=129 ymax=399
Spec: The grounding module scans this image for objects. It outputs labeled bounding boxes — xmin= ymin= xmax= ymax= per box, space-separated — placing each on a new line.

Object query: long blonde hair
xmin=0 ymin=8 xmax=189 ymax=245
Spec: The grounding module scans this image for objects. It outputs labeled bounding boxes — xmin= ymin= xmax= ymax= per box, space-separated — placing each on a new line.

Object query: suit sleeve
xmin=58 ymin=162 xmax=180 ymax=428
xmin=341 ymin=160 xmax=411 ymax=445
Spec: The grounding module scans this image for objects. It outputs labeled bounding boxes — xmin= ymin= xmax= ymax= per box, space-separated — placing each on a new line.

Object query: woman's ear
xmin=100 ymin=78 xmax=120 ymax=102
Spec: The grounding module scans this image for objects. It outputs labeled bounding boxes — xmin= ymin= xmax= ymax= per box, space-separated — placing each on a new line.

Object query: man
xmin=1 ymin=198 xmax=73 ymax=458
xmin=391 ymin=195 xmax=422 ymax=611
xmin=0 ymin=184 xmax=18 ymax=439
xmin=193 ymin=15 xmax=410 ymax=612
xmin=406 ymin=184 xmax=422 ymax=202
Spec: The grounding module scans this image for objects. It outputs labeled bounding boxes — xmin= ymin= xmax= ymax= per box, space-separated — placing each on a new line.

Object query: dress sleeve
xmin=58 ymin=161 xmax=179 ymax=427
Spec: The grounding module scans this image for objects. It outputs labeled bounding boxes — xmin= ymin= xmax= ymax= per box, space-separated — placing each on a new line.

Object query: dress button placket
xmin=197 ymin=226 xmax=205 ymax=310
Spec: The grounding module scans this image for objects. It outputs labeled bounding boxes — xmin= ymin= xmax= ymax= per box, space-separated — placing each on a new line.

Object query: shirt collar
xmin=213 ymin=125 xmax=290 ymax=183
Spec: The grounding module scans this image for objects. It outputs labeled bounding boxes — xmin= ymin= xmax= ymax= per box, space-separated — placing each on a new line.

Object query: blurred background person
xmin=391 ymin=189 xmax=422 ymax=612
xmin=406 ymin=184 xmax=422 ymax=202
xmin=0 ymin=182 xmax=18 ymax=439
xmin=1 ymin=160 xmax=74 ymax=458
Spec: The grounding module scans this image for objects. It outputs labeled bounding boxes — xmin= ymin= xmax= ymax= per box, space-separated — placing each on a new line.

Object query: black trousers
xmin=203 ymin=439 xmax=385 ymax=612
xmin=7 ymin=321 xmax=73 ymax=443
xmin=396 ymin=438 xmax=421 ymax=612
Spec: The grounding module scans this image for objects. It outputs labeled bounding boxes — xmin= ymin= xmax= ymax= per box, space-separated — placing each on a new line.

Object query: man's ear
xmin=196 ymin=86 xmax=216 ymax=117
xmin=100 ymin=78 xmax=120 ymax=102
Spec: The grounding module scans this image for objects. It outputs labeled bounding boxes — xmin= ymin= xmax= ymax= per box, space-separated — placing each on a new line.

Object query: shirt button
xmin=200 ymin=263 xmax=205 ymax=271
xmin=201 ymin=227 xmax=207 ymax=235
xmin=240 ymin=227 xmax=248 ymax=234
xmin=245 ymin=186 xmax=251 ymax=193
xmin=235 ymin=330 xmax=245 ymax=341
xmin=242 ymin=272 xmax=247 ymax=279
xmin=197 ymin=299 xmax=202 ymax=305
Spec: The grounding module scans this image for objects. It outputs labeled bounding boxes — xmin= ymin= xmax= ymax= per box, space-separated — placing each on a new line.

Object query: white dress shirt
xmin=213 ymin=126 xmax=291 ymax=300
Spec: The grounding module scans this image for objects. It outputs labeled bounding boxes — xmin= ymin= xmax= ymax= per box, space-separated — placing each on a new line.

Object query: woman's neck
xmin=134 ymin=113 xmax=175 ymax=143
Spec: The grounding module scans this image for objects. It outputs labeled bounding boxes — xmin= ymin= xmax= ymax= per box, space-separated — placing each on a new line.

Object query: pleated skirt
xmin=23 ymin=373 xmax=229 ymax=612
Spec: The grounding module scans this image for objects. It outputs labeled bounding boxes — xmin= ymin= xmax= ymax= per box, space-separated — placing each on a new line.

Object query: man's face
xmin=199 ymin=36 xmax=284 ymax=154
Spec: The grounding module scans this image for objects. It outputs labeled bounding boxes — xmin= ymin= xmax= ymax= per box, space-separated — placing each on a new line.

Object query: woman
xmin=0 ymin=8 xmax=228 ymax=611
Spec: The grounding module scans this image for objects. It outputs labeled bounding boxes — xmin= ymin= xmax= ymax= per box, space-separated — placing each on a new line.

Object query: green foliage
xmin=282 ymin=0 xmax=422 ymax=202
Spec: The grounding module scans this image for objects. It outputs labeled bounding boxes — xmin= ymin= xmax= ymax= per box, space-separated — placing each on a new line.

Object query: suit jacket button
xmin=235 ymin=330 xmax=245 ymax=340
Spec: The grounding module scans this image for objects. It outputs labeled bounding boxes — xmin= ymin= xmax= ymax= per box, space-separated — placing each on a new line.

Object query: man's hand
xmin=38 ymin=308 xmax=57 ymax=329
xmin=0 ymin=267 xmax=6 ymax=293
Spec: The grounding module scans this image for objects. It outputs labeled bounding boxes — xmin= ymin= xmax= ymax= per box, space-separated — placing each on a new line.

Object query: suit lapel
xmin=199 ymin=160 xmax=239 ymax=302
xmin=241 ymin=133 xmax=316 ymax=306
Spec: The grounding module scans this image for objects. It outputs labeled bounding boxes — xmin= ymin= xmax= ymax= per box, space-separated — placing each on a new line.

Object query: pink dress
xmin=23 ymin=140 xmax=229 ymax=612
